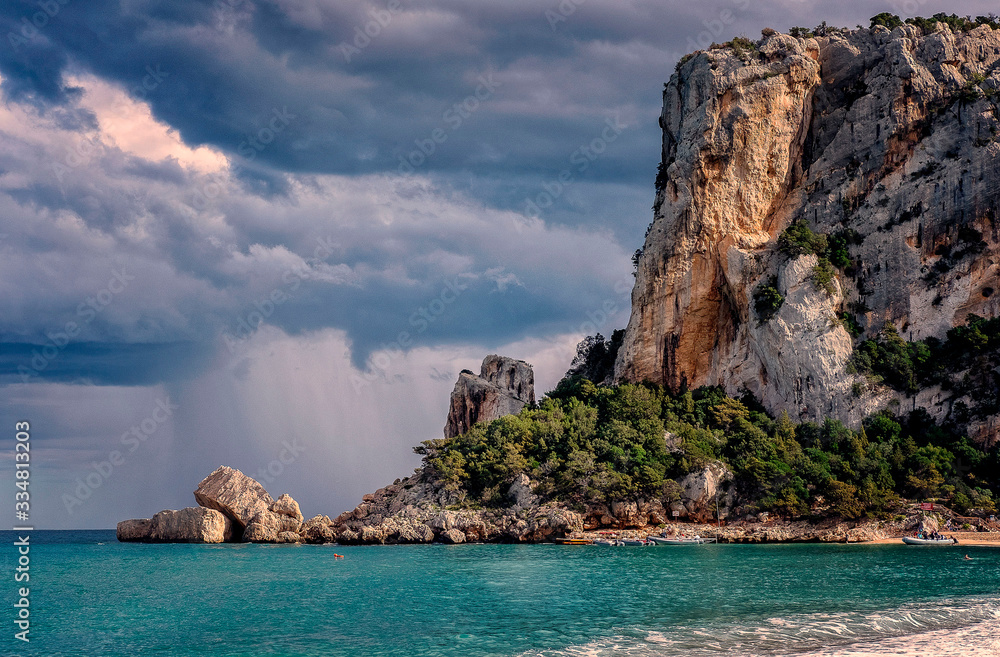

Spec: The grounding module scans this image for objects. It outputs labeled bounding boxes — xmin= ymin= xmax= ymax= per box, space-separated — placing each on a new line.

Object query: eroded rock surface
xmin=676 ymin=462 xmax=734 ymax=522
xmin=444 ymin=355 xmax=535 ymax=438
xmin=330 ymin=470 xmax=583 ymax=544
xmin=194 ymin=466 xmax=274 ymax=532
xmin=270 ymin=493 xmax=303 ymax=523
xmin=243 ymin=510 xmax=302 ymax=543
xmin=116 ymin=507 xmax=232 ymax=543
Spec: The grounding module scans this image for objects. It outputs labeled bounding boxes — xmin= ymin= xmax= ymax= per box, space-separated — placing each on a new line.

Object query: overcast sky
xmin=2 ymin=0 xmax=996 ymax=529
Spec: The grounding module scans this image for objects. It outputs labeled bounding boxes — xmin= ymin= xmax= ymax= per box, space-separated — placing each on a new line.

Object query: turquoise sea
xmin=4 ymin=530 xmax=999 ymax=656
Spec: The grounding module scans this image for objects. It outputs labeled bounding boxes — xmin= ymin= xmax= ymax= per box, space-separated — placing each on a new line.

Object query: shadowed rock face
xmin=444 ymin=355 xmax=534 ymax=438
xmin=116 ymin=507 xmax=231 ymax=543
xmin=615 ymin=25 xmax=1000 ymax=432
xmin=193 ymin=466 xmax=274 ymax=538
xmin=116 ymin=518 xmax=153 ymax=541
xmin=243 ymin=510 xmax=301 ymax=543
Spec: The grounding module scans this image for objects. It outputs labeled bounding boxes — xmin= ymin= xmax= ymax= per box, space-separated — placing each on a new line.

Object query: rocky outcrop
xmin=615 ymin=25 xmax=1000 ymax=428
xmin=440 ymin=529 xmax=466 ymax=544
xmin=444 ymin=355 xmax=535 ymax=438
xmin=277 ymin=531 xmax=303 ymax=543
xmin=116 ymin=518 xmax=154 ymax=541
xmin=242 ymin=492 xmax=304 ymax=542
xmin=119 ymin=466 xmax=305 ymax=544
xmin=270 ymin=493 xmax=303 ymax=523
xmin=193 ymin=466 xmax=274 ymax=534
xmin=116 ymin=507 xmax=232 ymax=543
xmin=300 ymin=515 xmax=337 ymax=544
xmin=116 ymin=464 xmax=948 ymax=546
xmin=704 ymin=517 xmax=898 ymax=543
xmin=243 ymin=510 xmax=302 ymax=543
xmin=330 ymin=470 xmax=583 ymax=544
xmin=675 ymin=462 xmax=734 ymax=522
xmin=507 ymin=473 xmax=538 ymax=509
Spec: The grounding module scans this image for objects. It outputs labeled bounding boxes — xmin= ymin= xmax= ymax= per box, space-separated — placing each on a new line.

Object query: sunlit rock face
xmin=616 ymin=25 xmax=1000 ymax=432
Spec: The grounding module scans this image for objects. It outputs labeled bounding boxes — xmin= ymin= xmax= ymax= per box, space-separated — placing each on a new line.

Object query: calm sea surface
xmin=3 ymin=530 xmax=998 ymax=656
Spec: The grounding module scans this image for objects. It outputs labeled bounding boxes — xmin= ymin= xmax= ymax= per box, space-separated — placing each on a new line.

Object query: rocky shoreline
xmin=118 ymin=355 xmax=999 ymax=546
xmin=118 ymin=463 xmax=999 ymax=546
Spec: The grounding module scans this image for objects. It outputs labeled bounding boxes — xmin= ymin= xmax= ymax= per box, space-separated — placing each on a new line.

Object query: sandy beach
xmin=863 ymin=532 xmax=1000 ymax=547
xmin=577 ymin=520 xmax=1000 ymax=546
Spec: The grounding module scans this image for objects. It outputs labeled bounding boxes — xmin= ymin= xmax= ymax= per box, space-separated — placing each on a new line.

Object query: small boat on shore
xmin=902 ymin=536 xmax=956 ymax=545
xmin=648 ymin=536 xmax=705 ymax=545
xmin=554 ymin=537 xmax=593 ymax=545
xmin=593 ymin=539 xmax=622 ymax=546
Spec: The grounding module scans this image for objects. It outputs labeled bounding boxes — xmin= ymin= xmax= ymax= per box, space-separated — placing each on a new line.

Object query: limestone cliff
xmin=444 ymin=355 xmax=535 ymax=438
xmin=615 ymin=24 xmax=1000 ymax=429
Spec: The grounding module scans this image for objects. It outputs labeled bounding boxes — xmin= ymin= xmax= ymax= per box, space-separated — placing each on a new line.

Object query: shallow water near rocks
xmin=10 ymin=530 xmax=999 ymax=656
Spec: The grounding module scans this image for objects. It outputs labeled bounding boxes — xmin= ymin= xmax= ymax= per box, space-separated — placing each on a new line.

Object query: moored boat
xmin=648 ymin=536 xmax=705 ymax=545
xmin=554 ymin=537 xmax=593 ymax=545
xmin=621 ymin=538 xmax=649 ymax=546
xmin=902 ymin=536 xmax=956 ymax=545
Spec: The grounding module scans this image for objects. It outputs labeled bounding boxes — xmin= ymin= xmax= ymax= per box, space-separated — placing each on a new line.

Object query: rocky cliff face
xmin=615 ymin=24 xmax=1000 ymax=429
xmin=444 ymin=355 xmax=535 ymax=438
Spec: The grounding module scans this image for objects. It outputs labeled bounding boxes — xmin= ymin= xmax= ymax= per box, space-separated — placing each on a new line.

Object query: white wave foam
xmin=518 ymin=596 xmax=1000 ymax=657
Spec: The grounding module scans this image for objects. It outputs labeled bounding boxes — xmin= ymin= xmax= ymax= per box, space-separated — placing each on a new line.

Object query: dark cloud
xmin=1 ymin=0 xmax=669 ymax=179
xmin=0 ymin=341 xmax=211 ymax=386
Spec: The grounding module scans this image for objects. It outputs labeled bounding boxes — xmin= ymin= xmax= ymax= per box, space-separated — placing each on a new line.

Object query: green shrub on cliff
xmin=753 ymin=278 xmax=784 ymax=322
xmin=869 ymin=13 xmax=903 ymax=29
xmin=728 ymin=36 xmax=757 ymax=61
xmin=812 ymin=258 xmax=837 ymax=296
xmin=871 ymin=12 xmax=1000 ymax=33
xmin=778 ymin=220 xmax=827 ymax=257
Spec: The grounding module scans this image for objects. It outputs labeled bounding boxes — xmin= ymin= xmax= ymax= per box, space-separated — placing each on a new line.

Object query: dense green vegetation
xmin=564 ymin=330 xmax=625 ymax=384
xmin=851 ymin=315 xmax=1000 ymax=419
xmin=870 ymin=12 xmax=1000 ymax=32
xmin=416 ymin=378 xmax=999 ymax=519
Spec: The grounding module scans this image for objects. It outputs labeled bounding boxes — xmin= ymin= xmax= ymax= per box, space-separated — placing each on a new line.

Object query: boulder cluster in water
xmin=117 ymin=466 xmax=307 ymax=543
